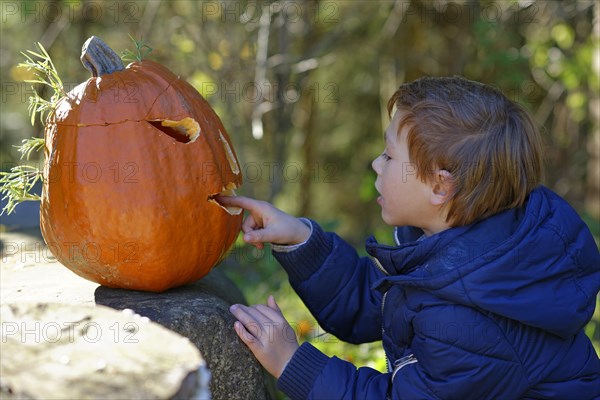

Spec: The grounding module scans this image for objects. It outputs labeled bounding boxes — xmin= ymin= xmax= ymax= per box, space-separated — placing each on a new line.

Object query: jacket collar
xmin=366 ymin=224 xmax=472 ymax=277
xmin=366 ymin=195 xmax=529 ymax=278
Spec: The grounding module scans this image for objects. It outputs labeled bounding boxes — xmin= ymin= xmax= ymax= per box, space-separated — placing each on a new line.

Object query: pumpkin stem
xmin=80 ymin=36 xmax=124 ymax=77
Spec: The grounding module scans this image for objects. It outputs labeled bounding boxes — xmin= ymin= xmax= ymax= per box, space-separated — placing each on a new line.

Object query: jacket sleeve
xmin=278 ymin=342 xmax=391 ymax=400
xmin=277 ymin=303 xmax=531 ymax=400
xmin=273 ymin=219 xmax=385 ymax=344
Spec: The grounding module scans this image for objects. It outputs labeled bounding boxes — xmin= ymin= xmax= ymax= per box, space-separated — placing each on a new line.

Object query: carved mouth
xmin=207 ymin=182 xmax=242 ymax=215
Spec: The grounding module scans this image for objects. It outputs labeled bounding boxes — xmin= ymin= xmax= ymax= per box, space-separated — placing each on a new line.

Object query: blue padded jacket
xmin=274 ymin=186 xmax=600 ymax=399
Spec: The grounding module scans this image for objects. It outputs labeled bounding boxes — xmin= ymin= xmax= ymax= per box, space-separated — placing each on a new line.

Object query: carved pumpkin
xmin=40 ymin=36 xmax=243 ymax=292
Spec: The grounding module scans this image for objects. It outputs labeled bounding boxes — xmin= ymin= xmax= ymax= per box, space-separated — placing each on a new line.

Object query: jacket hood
xmin=367 ymin=186 xmax=600 ymax=338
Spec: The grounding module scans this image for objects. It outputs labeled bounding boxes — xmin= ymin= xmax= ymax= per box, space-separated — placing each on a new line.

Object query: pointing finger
xmin=216 ymin=196 xmax=264 ymax=212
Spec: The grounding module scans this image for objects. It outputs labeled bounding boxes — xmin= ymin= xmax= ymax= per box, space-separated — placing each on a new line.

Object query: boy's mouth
xmin=374 ymin=183 xmax=382 ymax=205
xmin=374 ymin=186 xmax=383 ymax=205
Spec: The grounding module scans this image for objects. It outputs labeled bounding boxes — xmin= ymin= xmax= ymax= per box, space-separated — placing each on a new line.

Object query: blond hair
xmin=388 ymin=76 xmax=543 ymax=226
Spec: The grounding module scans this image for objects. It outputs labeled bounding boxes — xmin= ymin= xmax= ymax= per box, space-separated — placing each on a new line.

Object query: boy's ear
xmin=429 ymin=169 xmax=454 ymax=206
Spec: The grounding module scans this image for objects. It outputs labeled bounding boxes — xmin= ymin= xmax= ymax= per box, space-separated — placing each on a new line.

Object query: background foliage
xmin=1 ymin=0 xmax=599 ymax=384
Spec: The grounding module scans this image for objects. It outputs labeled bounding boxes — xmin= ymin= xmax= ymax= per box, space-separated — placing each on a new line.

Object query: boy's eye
xmin=381 ymin=152 xmax=391 ymax=161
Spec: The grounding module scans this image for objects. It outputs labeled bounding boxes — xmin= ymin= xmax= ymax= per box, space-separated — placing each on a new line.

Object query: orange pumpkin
xmin=40 ymin=36 xmax=243 ymax=292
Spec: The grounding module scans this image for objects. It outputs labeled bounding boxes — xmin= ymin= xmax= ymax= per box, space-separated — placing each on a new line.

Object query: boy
xmin=219 ymin=76 xmax=600 ymax=399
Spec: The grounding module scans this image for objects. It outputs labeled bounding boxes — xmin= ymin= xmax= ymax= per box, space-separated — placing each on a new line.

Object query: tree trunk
xmin=585 ymin=2 xmax=600 ymax=219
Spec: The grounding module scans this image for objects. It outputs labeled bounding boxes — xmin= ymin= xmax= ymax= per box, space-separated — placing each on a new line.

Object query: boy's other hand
xmin=216 ymin=196 xmax=311 ymax=249
xmin=230 ymin=295 xmax=299 ymax=378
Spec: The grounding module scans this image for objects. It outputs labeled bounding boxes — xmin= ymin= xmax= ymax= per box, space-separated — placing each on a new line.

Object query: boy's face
xmin=372 ymin=111 xmax=435 ymax=230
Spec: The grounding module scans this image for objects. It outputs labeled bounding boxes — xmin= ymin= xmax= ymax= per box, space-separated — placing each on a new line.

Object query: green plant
xmin=19 ymin=42 xmax=65 ymax=126
xmin=0 ymin=42 xmax=62 ymax=215
xmin=121 ymin=35 xmax=153 ymax=62
xmin=0 ymin=139 xmax=45 ymax=215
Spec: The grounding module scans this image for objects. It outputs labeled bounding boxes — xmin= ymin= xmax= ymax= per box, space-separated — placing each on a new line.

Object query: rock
xmin=95 ymin=278 xmax=275 ymax=400
xmin=1 ymin=231 xmax=277 ymax=400
xmin=0 ymin=302 xmax=210 ymax=399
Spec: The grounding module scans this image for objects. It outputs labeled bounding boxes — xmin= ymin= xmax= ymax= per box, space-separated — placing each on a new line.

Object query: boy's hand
xmin=216 ymin=196 xmax=311 ymax=249
xmin=230 ymin=295 xmax=299 ymax=378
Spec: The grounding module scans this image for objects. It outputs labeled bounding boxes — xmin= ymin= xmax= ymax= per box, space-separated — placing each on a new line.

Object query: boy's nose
xmin=372 ymin=156 xmax=381 ymax=174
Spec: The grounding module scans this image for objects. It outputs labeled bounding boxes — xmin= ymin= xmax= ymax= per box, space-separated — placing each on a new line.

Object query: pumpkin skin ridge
xmin=40 ymin=52 xmax=243 ymax=292
xmin=123 ymin=61 xmax=187 ymax=123
xmin=142 ymin=78 xmax=182 ymax=121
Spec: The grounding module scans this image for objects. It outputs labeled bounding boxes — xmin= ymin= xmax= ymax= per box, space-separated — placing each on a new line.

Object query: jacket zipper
xmin=373 ymin=245 xmax=395 ymax=400
xmin=372 ymin=257 xmax=389 ymax=276
xmin=373 ymin=246 xmax=418 ymax=395
xmin=373 ymin=257 xmax=391 ymax=371
xmin=381 ymin=290 xmax=391 ymax=372
xmin=391 ymin=354 xmax=418 ymax=381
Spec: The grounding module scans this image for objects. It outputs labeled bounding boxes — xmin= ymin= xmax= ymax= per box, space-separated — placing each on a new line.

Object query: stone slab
xmin=0 ymin=230 xmax=275 ymax=400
